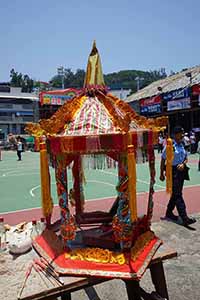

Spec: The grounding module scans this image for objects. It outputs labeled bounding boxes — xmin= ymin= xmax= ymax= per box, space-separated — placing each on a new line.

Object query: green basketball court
xmin=0 ymin=150 xmax=200 ymax=214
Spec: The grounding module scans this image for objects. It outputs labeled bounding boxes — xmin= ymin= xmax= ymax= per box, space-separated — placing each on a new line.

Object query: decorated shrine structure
xmin=26 ymin=41 xmax=169 ymax=279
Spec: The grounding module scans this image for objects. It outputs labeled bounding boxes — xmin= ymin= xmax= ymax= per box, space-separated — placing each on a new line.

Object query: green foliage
xmin=10 ymin=69 xmax=34 ymax=93
xmin=49 ymin=68 xmax=167 ymax=92
xmin=49 ymin=69 xmax=85 ymax=89
xmin=49 ymin=75 xmax=62 ymax=88
xmin=104 ymin=69 xmax=167 ymax=93
xmin=9 ymin=67 xmax=167 ymax=94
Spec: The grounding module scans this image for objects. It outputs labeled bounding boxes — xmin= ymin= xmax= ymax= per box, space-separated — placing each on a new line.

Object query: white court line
xmin=87 ymin=180 xmax=115 ymax=187
xmin=0 ymin=168 xmax=19 ymax=172
xmin=100 ymin=169 xmax=165 ymax=189
xmin=99 ymin=170 xmax=117 ymax=177
xmin=2 ymin=170 xmax=25 ymax=176
xmin=30 ymin=184 xmax=41 ymax=197
xmin=137 ymin=179 xmax=165 ymax=189
xmin=29 ymin=180 xmax=115 ymax=197
xmin=0 ymin=172 xmax=40 ymax=178
xmin=1 ymin=195 xmax=118 ymax=215
xmin=2 ymin=184 xmax=200 ymax=215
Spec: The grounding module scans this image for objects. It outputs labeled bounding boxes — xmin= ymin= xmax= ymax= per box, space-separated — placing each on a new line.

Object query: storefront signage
xmin=192 ymin=85 xmax=200 ymax=106
xmin=140 ymin=95 xmax=161 ymax=115
xmin=167 ymin=98 xmax=191 ymax=111
xmin=140 ymin=104 xmax=161 ymax=114
xmin=41 ymin=92 xmax=76 ymax=105
xmin=163 ymin=88 xmax=190 ymax=101
xmin=40 ymin=89 xmax=78 ymax=105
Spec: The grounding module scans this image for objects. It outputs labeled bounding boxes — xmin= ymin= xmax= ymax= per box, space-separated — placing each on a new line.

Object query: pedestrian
xmin=158 ymin=132 xmax=164 ymax=153
xmin=162 ymin=131 xmax=168 ymax=147
xmin=183 ymin=132 xmax=190 ymax=153
xmin=197 ymin=139 xmax=200 ymax=171
xmin=159 ymin=125 xmax=196 ymax=226
xmin=16 ymin=136 xmax=23 ymax=161
xmin=190 ymin=131 xmax=196 ymax=154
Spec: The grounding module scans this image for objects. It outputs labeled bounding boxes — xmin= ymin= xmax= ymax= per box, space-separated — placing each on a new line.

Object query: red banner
xmin=192 ymin=84 xmax=200 ymax=95
xmin=140 ymin=95 xmax=161 ymax=107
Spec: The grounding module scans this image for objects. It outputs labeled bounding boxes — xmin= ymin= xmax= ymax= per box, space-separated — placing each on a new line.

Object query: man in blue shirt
xmin=160 ymin=126 xmax=196 ymax=226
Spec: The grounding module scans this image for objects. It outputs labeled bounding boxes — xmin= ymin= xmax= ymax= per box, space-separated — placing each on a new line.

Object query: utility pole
xmin=57 ymin=66 xmax=65 ymax=89
xmin=135 ymin=76 xmax=144 ymax=91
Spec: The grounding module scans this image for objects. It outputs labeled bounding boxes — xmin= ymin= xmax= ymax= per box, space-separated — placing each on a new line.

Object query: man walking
xmin=160 ymin=126 xmax=196 ymax=226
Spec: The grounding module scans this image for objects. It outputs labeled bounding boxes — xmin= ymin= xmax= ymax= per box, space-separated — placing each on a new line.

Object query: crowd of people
xmin=158 ymin=129 xmax=200 ymax=173
xmin=158 ymin=130 xmax=200 ymax=155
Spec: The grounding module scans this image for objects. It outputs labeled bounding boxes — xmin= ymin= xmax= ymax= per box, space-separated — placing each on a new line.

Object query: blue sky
xmin=0 ymin=0 xmax=200 ymax=82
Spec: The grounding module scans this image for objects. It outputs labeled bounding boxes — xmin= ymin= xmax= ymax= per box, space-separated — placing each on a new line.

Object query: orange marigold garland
xmin=38 ymin=93 xmax=86 ymax=135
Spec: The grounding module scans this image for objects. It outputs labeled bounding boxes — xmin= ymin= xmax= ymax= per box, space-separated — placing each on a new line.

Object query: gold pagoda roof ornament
xmin=83 ymin=40 xmax=105 ymax=87
xmin=25 ymin=41 xmax=168 ymax=138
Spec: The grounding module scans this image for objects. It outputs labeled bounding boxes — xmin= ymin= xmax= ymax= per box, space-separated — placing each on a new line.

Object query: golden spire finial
xmin=83 ymin=41 xmax=105 ymax=87
xmin=92 ymin=40 xmax=96 ymax=49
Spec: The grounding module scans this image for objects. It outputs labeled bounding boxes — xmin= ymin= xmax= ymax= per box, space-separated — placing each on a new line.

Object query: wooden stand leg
xmin=150 ymin=261 xmax=169 ymax=300
xmin=61 ymin=292 xmax=71 ymax=300
xmin=84 ymin=287 xmax=100 ymax=299
xmin=124 ymin=280 xmax=142 ymax=300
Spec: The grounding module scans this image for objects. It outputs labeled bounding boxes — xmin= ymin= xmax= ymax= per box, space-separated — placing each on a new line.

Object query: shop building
xmin=125 ymin=66 xmax=200 ymax=134
xmin=0 ymin=86 xmax=39 ymax=140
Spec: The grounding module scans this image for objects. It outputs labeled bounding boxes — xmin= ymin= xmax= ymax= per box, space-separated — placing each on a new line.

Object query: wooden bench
xmin=19 ymin=243 xmax=177 ymax=300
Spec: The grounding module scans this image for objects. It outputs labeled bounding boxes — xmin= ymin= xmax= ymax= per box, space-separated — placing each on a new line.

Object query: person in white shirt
xmin=183 ymin=133 xmax=190 ymax=153
xmin=158 ymin=132 xmax=164 ymax=153
xmin=190 ymin=132 xmax=196 ymax=154
xmin=16 ymin=136 xmax=23 ymax=161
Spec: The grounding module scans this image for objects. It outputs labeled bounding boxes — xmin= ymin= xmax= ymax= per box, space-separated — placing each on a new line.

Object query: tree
xmin=49 ymin=75 xmax=62 ymax=88
xmin=10 ymin=69 xmax=23 ymax=87
xmin=10 ymin=69 xmax=34 ymax=92
xmin=49 ymin=67 xmax=169 ymax=92
xmin=21 ymin=74 xmax=34 ymax=93
xmin=71 ymin=69 xmax=85 ymax=88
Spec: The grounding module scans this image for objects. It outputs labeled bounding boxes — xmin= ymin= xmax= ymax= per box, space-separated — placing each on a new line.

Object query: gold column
xmin=40 ymin=140 xmax=53 ymax=221
xmin=127 ymin=137 xmax=137 ymax=222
